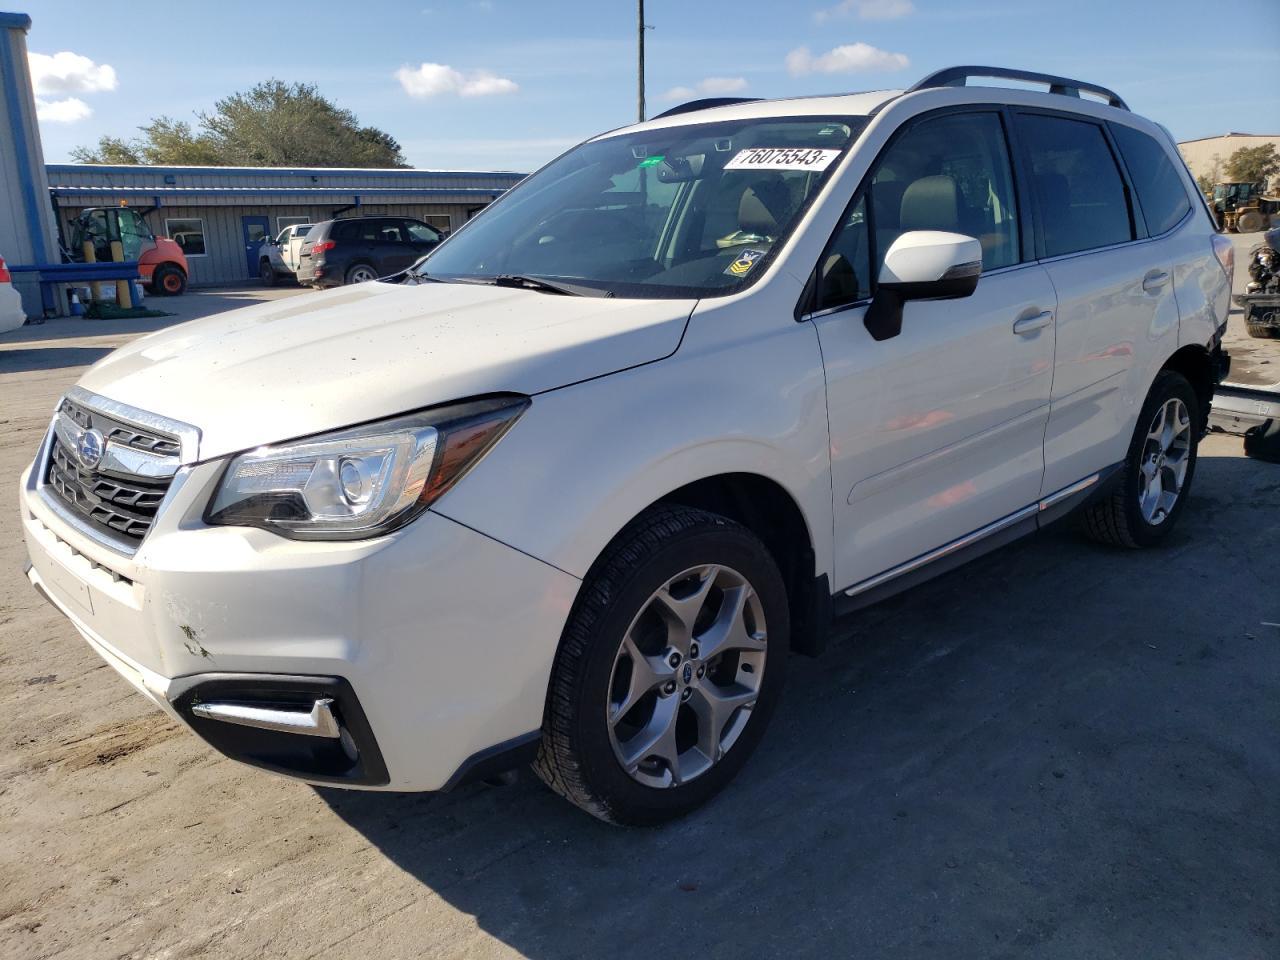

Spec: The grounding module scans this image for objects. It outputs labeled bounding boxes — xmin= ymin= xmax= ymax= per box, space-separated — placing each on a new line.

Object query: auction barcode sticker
xmin=724 ymin=148 xmax=842 ymax=172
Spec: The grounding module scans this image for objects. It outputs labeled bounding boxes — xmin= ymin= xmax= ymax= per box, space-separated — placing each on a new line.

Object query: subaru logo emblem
xmin=682 ymin=663 xmax=693 ymax=684
xmin=76 ymin=428 xmax=105 ymax=469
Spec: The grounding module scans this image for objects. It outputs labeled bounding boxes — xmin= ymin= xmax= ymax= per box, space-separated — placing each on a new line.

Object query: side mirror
xmin=864 ymin=231 xmax=983 ymax=342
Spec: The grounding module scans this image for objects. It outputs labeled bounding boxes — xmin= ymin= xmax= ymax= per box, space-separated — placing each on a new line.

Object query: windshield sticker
xmin=637 ymin=154 xmax=665 ymax=168
xmin=724 ymin=249 xmax=765 ymax=278
xmin=724 ymin=147 xmax=841 ymax=172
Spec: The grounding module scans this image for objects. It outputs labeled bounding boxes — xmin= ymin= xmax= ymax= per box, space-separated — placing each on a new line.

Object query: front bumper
xmin=20 ymin=456 xmax=578 ymax=791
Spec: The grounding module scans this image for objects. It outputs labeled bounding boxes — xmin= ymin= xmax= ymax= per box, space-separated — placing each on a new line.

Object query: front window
xmin=420 ymin=117 xmax=865 ymax=298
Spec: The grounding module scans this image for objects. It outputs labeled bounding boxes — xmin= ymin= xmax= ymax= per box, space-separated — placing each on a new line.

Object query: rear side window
xmin=332 ymin=221 xmax=359 ymax=242
xmin=1018 ymin=114 xmax=1133 ymax=258
xmin=1111 ymin=124 xmax=1192 ymax=236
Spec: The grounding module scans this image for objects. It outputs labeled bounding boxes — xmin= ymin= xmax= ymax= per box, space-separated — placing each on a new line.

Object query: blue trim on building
xmin=46 ymin=162 xmax=525 ymax=181
xmin=49 ymin=186 xmax=508 ymax=198
xmin=0 ymin=12 xmax=32 ymax=29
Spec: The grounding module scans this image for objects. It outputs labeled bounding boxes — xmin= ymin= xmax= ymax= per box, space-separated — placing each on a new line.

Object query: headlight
xmin=205 ymin=395 xmax=529 ymax=540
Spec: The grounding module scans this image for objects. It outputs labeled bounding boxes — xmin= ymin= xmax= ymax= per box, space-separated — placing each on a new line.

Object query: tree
xmin=73 ymin=81 xmax=408 ymax=168
xmin=1223 ymin=143 xmax=1279 ymax=187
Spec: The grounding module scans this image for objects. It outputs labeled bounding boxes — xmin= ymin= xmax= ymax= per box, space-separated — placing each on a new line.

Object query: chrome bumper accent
xmin=191 ymin=697 xmax=342 ymax=738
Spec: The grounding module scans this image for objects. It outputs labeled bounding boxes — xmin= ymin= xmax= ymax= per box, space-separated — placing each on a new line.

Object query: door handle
xmin=1142 ymin=270 xmax=1170 ymax=292
xmin=1013 ymin=310 xmax=1053 ymax=335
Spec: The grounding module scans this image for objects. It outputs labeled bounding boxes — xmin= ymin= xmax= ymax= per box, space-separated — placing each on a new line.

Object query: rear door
xmin=1015 ymin=112 xmax=1180 ymax=494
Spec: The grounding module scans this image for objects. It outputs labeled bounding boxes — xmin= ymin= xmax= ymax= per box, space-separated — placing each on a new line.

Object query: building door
xmin=241 ymin=215 xmax=271 ymax=278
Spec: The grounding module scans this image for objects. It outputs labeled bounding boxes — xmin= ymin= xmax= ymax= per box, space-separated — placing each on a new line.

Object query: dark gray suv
xmin=296 ymin=216 xmax=443 ymax=288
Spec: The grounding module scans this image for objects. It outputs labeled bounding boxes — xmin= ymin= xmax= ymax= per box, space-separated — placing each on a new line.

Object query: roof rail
xmin=907 ymin=66 xmax=1129 ymax=111
xmin=650 ymin=97 xmax=761 ymax=120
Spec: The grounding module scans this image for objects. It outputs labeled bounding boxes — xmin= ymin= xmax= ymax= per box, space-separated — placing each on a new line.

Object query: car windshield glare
xmin=420 ymin=116 xmax=865 ymax=299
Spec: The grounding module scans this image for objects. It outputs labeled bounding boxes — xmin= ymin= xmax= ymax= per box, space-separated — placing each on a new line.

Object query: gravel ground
xmin=0 ymin=275 xmax=1276 ymax=960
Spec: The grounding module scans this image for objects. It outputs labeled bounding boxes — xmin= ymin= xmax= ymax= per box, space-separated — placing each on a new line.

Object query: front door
xmin=810 ymin=109 xmax=1057 ymax=592
xmin=241 ymin=216 xmax=271 ymax=278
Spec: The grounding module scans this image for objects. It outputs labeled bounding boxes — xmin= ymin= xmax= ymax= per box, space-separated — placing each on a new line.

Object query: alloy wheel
xmin=1138 ymin=397 xmax=1192 ymax=525
xmin=606 ymin=564 xmax=767 ymax=789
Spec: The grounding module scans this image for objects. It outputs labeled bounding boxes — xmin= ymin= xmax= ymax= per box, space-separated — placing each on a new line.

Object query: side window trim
xmin=1010 ymin=106 xmax=1142 ymax=260
xmin=797 ymin=104 xmax=1024 ymax=321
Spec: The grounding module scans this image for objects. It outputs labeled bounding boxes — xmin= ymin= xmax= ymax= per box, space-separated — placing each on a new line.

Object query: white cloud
xmin=786 ymin=43 xmax=910 ymax=75
xmin=397 ymin=62 xmax=518 ymax=98
xmin=661 ymin=76 xmax=748 ymax=101
xmin=28 ymin=51 xmax=117 ymax=95
xmin=35 ymin=97 xmax=92 ymax=123
xmin=814 ymin=0 xmax=914 ymax=22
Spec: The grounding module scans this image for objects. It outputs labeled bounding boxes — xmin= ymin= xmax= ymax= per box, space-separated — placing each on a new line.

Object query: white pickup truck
xmin=257 ymin=224 xmax=312 ymax=285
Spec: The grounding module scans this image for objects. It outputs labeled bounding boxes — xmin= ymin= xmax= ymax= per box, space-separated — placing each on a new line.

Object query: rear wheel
xmin=1081 ymin=370 xmax=1200 ymax=548
xmin=534 ymin=506 xmax=789 ymax=825
xmin=1236 ymin=210 xmax=1264 ymax=233
xmin=345 ymin=263 xmax=378 ymax=285
xmin=259 ymin=259 xmax=277 ymax=286
xmin=152 ymin=264 xmax=186 ymax=296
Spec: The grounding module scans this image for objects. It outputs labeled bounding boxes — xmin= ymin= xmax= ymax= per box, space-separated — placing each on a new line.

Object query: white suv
xmin=21 ymin=68 xmax=1232 ymax=824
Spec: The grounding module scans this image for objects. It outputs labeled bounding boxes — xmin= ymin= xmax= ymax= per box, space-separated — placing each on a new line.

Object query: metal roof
xmin=45 ymin=162 xmax=525 ymax=180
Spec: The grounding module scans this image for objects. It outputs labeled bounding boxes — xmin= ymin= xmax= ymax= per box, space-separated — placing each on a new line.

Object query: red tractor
xmin=64 ymin=206 xmax=189 ymax=295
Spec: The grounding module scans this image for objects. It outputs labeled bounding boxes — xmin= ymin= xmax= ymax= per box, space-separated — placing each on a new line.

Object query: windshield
xmin=419 ymin=116 xmax=864 ymax=298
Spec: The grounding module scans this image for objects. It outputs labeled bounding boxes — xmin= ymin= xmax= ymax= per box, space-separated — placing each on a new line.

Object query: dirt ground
xmin=0 ymin=273 xmax=1277 ymax=960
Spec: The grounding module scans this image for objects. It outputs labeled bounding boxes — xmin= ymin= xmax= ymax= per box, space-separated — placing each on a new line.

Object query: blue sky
xmin=19 ymin=0 xmax=1280 ymax=172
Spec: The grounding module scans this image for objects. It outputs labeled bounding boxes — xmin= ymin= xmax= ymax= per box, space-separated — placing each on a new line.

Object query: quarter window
xmin=165 ymin=218 xmax=207 ymax=257
xmin=1111 ymin=124 xmax=1192 ymax=236
xmin=815 ymin=195 xmax=871 ymax=310
xmin=1018 ymin=114 xmax=1133 ymax=257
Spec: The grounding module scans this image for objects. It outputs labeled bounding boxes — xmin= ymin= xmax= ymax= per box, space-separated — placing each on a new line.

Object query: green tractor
xmin=1211 ymin=181 xmax=1280 ymax=233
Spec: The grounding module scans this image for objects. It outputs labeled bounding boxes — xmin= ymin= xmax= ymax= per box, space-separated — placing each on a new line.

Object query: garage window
xmin=165 ymin=218 xmax=207 ymax=257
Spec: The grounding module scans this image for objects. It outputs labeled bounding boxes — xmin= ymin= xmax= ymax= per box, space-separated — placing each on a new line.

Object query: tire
xmin=345 ymin=263 xmax=378 ymax=285
xmin=1245 ymin=305 xmax=1279 ymax=339
xmin=1081 ymin=370 xmax=1200 ymax=548
xmin=534 ymin=506 xmax=789 ymax=825
xmin=152 ymin=264 xmax=186 ymax=296
xmin=1236 ymin=210 xmax=1264 ymax=233
xmin=259 ymin=259 xmax=277 ymax=286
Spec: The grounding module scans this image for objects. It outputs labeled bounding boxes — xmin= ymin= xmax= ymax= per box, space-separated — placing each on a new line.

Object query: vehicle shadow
xmin=0 ymin=346 xmax=113 ymax=374
xmin=318 ymin=451 xmax=1279 ymax=959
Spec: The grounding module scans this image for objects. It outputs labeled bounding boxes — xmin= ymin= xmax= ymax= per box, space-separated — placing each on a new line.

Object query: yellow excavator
xmin=1211 ymin=181 xmax=1280 ymax=232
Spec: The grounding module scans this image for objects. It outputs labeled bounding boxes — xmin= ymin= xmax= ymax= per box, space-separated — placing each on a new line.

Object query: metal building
xmin=45 ymin=164 xmax=525 ymax=287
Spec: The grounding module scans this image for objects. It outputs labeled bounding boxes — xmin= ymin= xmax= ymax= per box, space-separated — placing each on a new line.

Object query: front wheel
xmin=259 ymin=259 xmax=277 ymax=286
xmin=1081 ymin=370 xmax=1200 ymax=548
xmin=151 ymin=264 xmax=187 ymax=296
xmin=534 ymin=506 xmax=789 ymax=825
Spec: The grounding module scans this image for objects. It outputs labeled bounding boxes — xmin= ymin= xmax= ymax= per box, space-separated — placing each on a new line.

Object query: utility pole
xmin=637 ymin=0 xmax=646 ymax=123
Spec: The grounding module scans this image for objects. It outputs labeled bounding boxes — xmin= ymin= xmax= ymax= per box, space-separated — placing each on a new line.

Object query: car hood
xmin=79 ymin=280 xmax=695 ymax=460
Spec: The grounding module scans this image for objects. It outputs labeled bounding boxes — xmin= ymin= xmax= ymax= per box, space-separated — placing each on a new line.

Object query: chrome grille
xmin=42 ymin=396 xmax=182 ymax=550
xmin=61 ymin=396 xmax=181 ymax=458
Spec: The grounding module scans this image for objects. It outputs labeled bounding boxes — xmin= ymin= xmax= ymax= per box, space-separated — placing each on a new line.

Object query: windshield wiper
xmin=492 ymin=274 xmax=611 ymax=298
